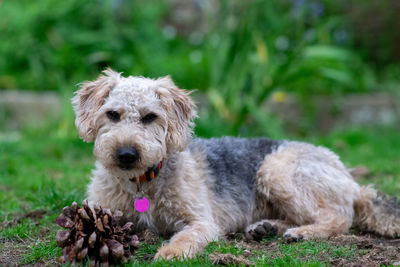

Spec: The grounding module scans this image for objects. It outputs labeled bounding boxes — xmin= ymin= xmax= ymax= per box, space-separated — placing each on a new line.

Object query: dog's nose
xmin=116 ymin=147 xmax=139 ymax=166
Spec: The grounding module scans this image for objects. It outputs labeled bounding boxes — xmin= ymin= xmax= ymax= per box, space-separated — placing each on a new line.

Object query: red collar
xmin=129 ymin=160 xmax=163 ymax=183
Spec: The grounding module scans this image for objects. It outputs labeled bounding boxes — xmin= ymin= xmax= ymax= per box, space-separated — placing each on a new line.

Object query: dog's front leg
xmin=154 ymin=222 xmax=220 ymax=260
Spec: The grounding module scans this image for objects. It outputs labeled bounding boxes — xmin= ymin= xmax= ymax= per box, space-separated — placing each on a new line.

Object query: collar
xmin=129 ymin=160 xmax=163 ymax=183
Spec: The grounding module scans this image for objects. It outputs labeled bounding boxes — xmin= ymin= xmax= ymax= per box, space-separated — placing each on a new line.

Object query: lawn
xmin=1 ymin=125 xmax=400 ymax=266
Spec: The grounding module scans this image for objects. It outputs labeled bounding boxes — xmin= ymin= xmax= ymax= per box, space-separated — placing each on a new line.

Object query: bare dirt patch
xmin=0 ymin=241 xmax=28 ymax=266
xmin=329 ymin=234 xmax=400 ymax=267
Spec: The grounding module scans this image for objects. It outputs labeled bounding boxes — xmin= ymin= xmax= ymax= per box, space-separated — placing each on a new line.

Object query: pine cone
xmin=55 ymin=200 xmax=140 ymax=266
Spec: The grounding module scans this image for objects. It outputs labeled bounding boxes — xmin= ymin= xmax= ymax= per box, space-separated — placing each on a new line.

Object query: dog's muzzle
xmin=116 ymin=146 xmax=139 ymax=169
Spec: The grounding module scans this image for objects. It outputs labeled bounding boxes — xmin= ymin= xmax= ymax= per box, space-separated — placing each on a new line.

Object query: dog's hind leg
xmin=282 ymin=210 xmax=350 ymax=240
xmin=246 ymin=215 xmax=350 ymax=241
xmin=254 ymin=142 xmax=359 ymax=240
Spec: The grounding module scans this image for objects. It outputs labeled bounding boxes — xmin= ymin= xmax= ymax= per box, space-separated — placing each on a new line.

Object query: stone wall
xmin=1 ymin=90 xmax=398 ymax=133
xmin=0 ymin=90 xmax=61 ymax=131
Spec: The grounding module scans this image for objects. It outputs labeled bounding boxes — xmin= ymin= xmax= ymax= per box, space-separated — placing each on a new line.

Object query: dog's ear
xmin=72 ymin=68 xmax=119 ymax=142
xmin=156 ymin=76 xmax=197 ymax=152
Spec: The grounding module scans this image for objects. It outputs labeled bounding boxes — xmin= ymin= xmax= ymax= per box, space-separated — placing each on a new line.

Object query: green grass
xmin=278 ymin=241 xmax=358 ymax=261
xmin=249 ymin=237 xmax=362 ymax=266
xmin=0 ymin=219 xmax=36 ymax=241
xmin=22 ymin=240 xmax=61 ymax=265
xmin=205 ymin=239 xmax=244 ymax=256
xmin=0 ymin=125 xmax=399 ymax=266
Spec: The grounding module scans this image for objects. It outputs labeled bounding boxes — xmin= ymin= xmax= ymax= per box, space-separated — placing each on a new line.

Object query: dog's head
xmin=72 ymin=69 xmax=196 ymax=178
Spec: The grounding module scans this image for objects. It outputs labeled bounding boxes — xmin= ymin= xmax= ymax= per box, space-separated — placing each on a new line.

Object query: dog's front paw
xmin=283 ymin=228 xmax=306 ymax=242
xmin=245 ymin=221 xmax=278 ymax=241
xmin=154 ymin=244 xmax=191 ymax=260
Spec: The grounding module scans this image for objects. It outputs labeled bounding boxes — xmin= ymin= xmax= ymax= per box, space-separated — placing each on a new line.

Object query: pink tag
xmin=134 ymin=197 xmax=149 ymax=212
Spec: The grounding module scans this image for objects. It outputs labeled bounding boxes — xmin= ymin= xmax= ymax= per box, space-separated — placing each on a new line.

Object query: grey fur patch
xmin=189 ymin=137 xmax=282 ymax=210
xmin=373 ymin=192 xmax=400 ymax=217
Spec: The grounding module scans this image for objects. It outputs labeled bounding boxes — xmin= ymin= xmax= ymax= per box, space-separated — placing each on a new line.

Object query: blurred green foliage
xmin=0 ymin=0 xmax=399 ymax=137
xmin=0 ymin=0 xmax=208 ymax=91
xmin=199 ymin=0 xmax=374 ymax=136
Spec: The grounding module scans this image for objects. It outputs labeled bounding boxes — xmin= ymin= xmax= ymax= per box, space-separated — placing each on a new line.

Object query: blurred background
xmin=0 ymin=0 xmax=399 ymax=138
xmin=1 ymin=1 xmax=400 ymax=264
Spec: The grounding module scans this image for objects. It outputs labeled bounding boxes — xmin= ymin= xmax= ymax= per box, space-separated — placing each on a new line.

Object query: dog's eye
xmin=141 ymin=113 xmax=157 ymax=124
xmin=106 ymin=111 xmax=120 ymax=122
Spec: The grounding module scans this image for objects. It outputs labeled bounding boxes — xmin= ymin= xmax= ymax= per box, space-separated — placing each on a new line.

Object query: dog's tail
xmin=354 ymin=185 xmax=400 ymax=237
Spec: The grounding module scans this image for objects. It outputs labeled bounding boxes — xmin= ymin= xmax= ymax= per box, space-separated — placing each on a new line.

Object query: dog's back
xmin=189 ymin=137 xmax=281 ymax=195
xmin=188 ymin=137 xmax=281 ymax=231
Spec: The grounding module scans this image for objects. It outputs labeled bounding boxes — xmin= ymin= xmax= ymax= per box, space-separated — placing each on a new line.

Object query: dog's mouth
xmin=118 ymin=163 xmax=134 ymax=170
xmin=115 ymin=160 xmax=146 ymax=173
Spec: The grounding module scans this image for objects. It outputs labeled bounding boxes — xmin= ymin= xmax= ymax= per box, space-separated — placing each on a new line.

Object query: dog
xmin=72 ymin=69 xmax=400 ymax=260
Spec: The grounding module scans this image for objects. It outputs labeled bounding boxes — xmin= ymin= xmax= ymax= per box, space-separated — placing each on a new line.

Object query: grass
xmin=21 ymin=240 xmax=60 ymax=265
xmin=0 ymin=125 xmax=399 ymax=266
xmin=277 ymin=241 xmax=358 ymax=261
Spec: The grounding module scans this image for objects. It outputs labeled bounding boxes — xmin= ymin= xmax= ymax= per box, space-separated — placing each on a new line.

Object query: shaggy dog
xmin=72 ymin=69 xmax=400 ymax=260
